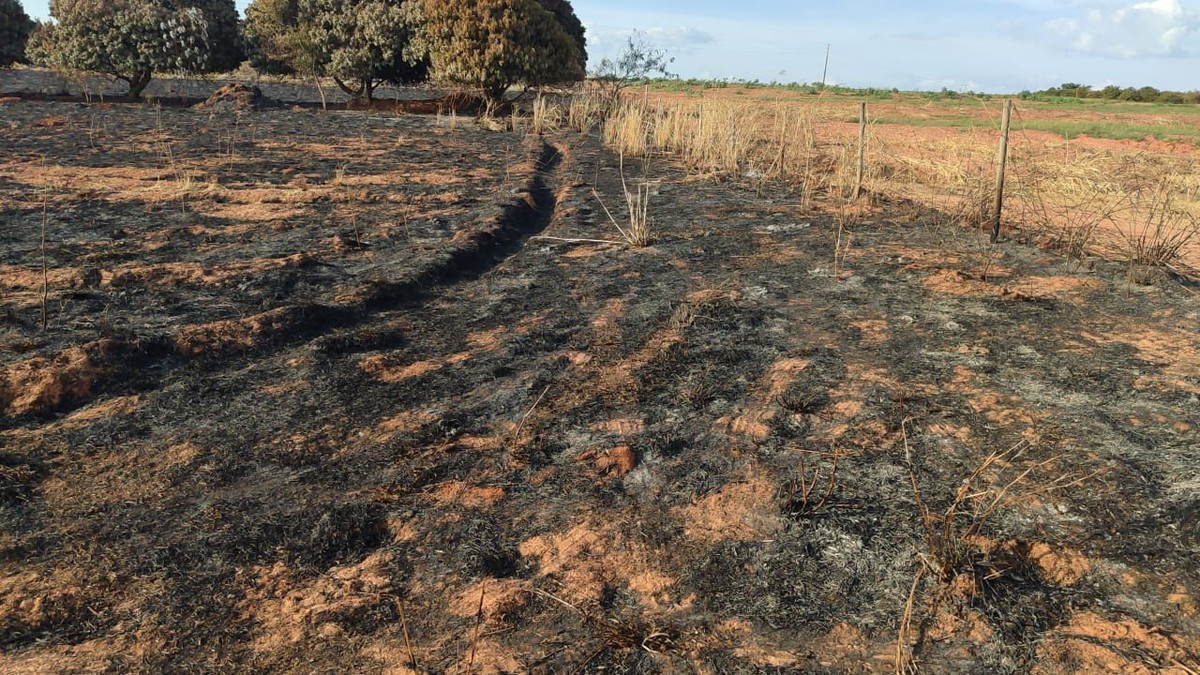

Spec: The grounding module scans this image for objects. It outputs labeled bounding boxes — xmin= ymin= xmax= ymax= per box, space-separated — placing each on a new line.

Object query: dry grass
xmin=531 ymin=95 xmax=564 ymax=135
xmin=779 ymin=447 xmax=840 ymax=518
xmin=437 ymin=108 xmax=462 ymax=130
xmin=1118 ymin=177 xmax=1200 ymax=279
xmin=897 ymin=419 xmax=1101 ymax=672
xmin=584 ymin=92 xmax=1200 ymax=276
xmin=592 ymin=152 xmax=654 ymax=247
xmin=602 ymin=97 xmax=829 ymax=189
xmin=833 ymin=203 xmax=855 ymax=274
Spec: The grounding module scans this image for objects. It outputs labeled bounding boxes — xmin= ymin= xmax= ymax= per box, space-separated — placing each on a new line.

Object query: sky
xmin=20 ymin=0 xmax=1200 ymax=92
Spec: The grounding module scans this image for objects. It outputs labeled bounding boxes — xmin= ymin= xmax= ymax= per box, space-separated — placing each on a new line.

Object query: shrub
xmin=421 ymin=0 xmax=586 ymax=113
xmin=0 ymin=0 xmax=33 ymax=67
xmin=28 ymin=0 xmax=241 ymax=98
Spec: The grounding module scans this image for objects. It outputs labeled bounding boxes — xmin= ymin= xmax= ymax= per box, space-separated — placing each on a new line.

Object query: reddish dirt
xmin=1 ymin=92 xmax=1198 ymax=673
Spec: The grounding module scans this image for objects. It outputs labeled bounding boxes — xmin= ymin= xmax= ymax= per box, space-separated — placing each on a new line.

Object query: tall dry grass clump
xmin=531 ymin=95 xmax=564 ymax=134
xmin=567 ymin=90 xmax=603 ymax=134
xmin=602 ymin=101 xmax=650 ymax=157
xmin=601 ymin=96 xmax=836 ymax=197
xmin=1118 ymin=175 xmax=1200 ymax=278
xmin=593 ymin=152 xmax=654 ymax=247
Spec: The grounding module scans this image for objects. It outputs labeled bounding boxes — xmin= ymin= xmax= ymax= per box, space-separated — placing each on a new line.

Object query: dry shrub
xmin=1009 ymin=152 xmax=1136 ymax=267
xmin=1009 ymin=151 xmax=1200 ymax=276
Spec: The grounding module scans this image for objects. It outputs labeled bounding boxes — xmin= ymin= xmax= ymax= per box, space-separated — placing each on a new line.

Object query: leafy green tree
xmin=1136 ymin=86 xmax=1160 ymax=102
xmin=28 ymin=0 xmax=241 ymax=98
xmin=1058 ymin=82 xmax=1091 ymax=98
xmin=420 ymin=0 xmax=586 ymax=112
xmin=243 ymin=0 xmax=428 ymax=103
xmin=0 ymin=0 xmax=34 ymax=67
xmin=187 ymin=0 xmax=241 ymax=72
xmin=242 ymin=0 xmax=302 ymax=75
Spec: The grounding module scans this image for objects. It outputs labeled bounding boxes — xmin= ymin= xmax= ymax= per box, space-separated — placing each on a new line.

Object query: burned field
xmin=1 ymin=97 xmax=1199 ymax=673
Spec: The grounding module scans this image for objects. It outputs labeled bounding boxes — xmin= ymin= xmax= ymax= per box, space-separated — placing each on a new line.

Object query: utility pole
xmin=821 ymin=44 xmax=831 ymax=87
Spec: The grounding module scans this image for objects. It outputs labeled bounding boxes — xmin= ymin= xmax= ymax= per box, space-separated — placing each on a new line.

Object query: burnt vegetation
xmin=1 ymin=1 xmax=1199 ymax=672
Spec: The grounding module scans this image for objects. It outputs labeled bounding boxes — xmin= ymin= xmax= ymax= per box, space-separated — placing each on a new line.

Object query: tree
xmin=0 ymin=0 xmax=34 ymax=67
xmin=28 ymin=0 xmax=241 ymax=98
xmin=242 ymin=0 xmax=301 ymax=75
xmin=1058 ymin=82 xmax=1091 ymax=98
xmin=188 ymin=0 xmax=241 ymax=72
xmin=538 ymin=0 xmax=585 ymax=59
xmin=421 ymin=0 xmax=587 ymax=113
xmin=589 ymin=30 xmax=674 ymax=114
xmin=244 ymin=0 xmax=428 ymax=103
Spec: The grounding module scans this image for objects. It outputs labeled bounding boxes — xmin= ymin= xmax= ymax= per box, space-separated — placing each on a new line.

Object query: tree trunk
xmin=125 ymin=69 xmax=152 ymax=99
xmin=363 ymin=78 xmax=374 ymax=104
xmin=483 ymin=82 xmax=509 ymax=117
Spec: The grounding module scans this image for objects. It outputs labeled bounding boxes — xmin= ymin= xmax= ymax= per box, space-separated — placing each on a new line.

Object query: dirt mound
xmin=193 ymin=83 xmax=275 ymax=113
xmin=174 ymin=305 xmax=341 ymax=358
xmin=0 ymin=340 xmax=119 ymax=417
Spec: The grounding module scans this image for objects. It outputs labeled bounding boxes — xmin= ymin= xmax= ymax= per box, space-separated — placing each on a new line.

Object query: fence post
xmin=991 ymin=99 xmax=1013 ymax=243
xmin=853 ymin=101 xmax=867 ymax=200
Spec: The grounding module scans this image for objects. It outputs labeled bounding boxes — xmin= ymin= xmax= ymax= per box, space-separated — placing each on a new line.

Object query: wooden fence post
xmin=853 ymin=101 xmax=866 ymax=200
xmin=991 ymin=99 xmax=1013 ymax=243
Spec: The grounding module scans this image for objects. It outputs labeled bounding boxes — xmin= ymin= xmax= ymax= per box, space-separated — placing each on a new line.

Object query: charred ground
xmin=1 ymin=95 xmax=1199 ymax=673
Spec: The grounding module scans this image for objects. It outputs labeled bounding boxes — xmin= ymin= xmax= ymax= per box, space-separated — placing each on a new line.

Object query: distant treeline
xmin=1021 ymin=83 xmax=1200 ymax=104
xmin=644 ymin=77 xmax=1200 ymax=105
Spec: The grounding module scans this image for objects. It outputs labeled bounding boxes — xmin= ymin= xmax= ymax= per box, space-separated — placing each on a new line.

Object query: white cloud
xmin=644 ymin=26 xmax=717 ymax=49
xmin=1045 ymin=0 xmax=1198 ymax=57
xmin=585 ymin=24 xmax=716 ymax=67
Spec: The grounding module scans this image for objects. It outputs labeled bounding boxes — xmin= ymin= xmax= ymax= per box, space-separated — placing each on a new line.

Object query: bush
xmin=421 ymin=0 xmax=586 ymax=113
xmin=29 ymin=0 xmax=241 ymax=98
xmin=0 ymin=0 xmax=34 ymax=67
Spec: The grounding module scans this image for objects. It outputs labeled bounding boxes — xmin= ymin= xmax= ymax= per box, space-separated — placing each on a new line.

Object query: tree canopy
xmin=420 ymin=0 xmax=586 ymax=110
xmin=0 ymin=0 xmax=34 ymax=67
xmin=28 ymin=0 xmax=241 ymax=98
xmin=244 ymin=0 xmax=428 ymax=102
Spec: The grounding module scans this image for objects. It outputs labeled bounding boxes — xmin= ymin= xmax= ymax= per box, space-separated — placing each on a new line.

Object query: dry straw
xmin=593 ymin=91 xmax=1200 ymax=274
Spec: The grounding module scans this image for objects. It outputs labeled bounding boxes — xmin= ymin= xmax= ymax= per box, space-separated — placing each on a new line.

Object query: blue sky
xmin=21 ymin=0 xmax=1200 ymax=92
